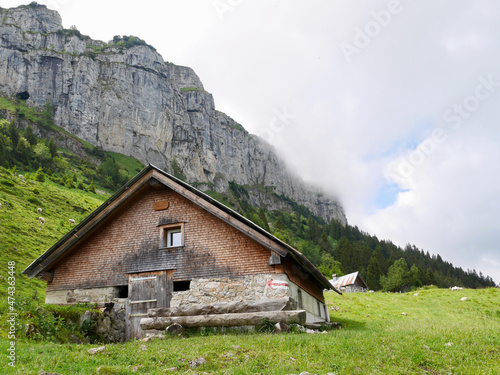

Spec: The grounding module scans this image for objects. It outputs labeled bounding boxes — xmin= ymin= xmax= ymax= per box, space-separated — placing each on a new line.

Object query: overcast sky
xmin=5 ymin=0 xmax=500 ymax=284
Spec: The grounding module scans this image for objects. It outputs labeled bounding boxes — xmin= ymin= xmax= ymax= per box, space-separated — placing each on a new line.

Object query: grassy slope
xmin=0 ymin=166 xmax=105 ymax=302
xmin=0 ymin=288 xmax=498 ymax=374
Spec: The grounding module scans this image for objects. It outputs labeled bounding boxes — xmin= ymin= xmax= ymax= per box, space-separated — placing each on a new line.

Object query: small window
xmin=317 ymin=301 xmax=322 ymax=317
xmin=167 ymin=229 xmax=182 ymax=247
xmin=174 ymin=280 xmax=191 ymax=291
xmin=160 ymin=223 xmax=184 ymax=248
xmin=117 ymin=285 xmax=128 ymax=298
xmin=297 ymin=289 xmax=303 ymax=309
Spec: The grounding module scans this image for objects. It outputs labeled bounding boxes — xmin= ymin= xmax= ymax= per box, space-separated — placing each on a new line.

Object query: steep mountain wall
xmin=0 ymin=4 xmax=346 ymax=223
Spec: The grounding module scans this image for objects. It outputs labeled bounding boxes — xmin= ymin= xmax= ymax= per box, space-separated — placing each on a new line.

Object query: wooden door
xmin=126 ymin=270 xmax=173 ymax=339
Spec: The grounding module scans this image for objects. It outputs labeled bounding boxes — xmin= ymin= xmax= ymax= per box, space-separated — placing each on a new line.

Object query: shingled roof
xmin=23 ymin=164 xmax=341 ymax=294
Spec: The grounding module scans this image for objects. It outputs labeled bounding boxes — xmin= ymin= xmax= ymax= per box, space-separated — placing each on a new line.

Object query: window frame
xmin=159 ymin=223 xmax=185 ymax=249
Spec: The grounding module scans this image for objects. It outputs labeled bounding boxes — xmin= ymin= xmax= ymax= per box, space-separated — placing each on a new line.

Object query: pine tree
xmin=48 ymin=137 xmax=57 ymax=158
xmin=15 ymin=137 xmax=31 ymax=165
xmin=25 ymin=125 xmax=37 ymax=146
xmin=319 ymin=230 xmax=332 ymax=254
xmin=41 ymin=100 xmax=54 ymax=127
xmin=366 ymin=255 xmax=382 ymax=290
xmin=8 ymin=122 xmax=20 ymax=148
xmin=275 ymin=213 xmax=284 ymax=231
xmin=258 ymin=208 xmax=270 ymax=232
xmin=335 ymin=236 xmax=355 ymax=274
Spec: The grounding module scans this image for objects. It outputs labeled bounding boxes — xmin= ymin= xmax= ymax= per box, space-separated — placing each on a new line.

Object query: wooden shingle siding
xmin=47 ymin=186 xmax=274 ymax=291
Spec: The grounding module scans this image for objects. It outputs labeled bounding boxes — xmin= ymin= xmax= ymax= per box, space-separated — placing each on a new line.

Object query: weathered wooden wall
xmin=47 ymin=185 xmax=275 ymax=291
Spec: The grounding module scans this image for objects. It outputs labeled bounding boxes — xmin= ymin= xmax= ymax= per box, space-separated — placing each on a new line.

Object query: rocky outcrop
xmin=0 ymin=4 xmax=346 ymax=223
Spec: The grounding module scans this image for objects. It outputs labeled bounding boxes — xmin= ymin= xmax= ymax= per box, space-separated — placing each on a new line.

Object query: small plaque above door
xmin=153 ymin=201 xmax=169 ymax=211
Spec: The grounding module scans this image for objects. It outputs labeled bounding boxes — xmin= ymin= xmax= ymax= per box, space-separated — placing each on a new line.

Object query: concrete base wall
xmin=286 ymin=279 xmax=328 ymax=324
xmin=46 ymin=287 xmax=120 ymax=305
xmin=170 ymin=274 xmax=290 ymax=307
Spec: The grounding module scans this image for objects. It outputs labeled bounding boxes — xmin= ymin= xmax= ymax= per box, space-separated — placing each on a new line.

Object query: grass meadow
xmin=0 ymin=288 xmax=498 ymax=374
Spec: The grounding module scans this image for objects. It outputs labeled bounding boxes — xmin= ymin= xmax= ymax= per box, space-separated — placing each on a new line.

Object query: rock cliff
xmin=0 ymin=4 xmax=346 ymax=223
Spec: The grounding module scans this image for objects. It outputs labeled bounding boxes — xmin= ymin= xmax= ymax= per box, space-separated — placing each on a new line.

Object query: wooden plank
xmin=148 ymin=297 xmax=291 ymax=317
xmin=156 ymin=270 xmax=171 ymax=308
xmin=269 ymin=252 xmax=282 ymax=265
xmin=130 ymin=276 xmax=157 ymax=282
xmin=140 ymin=310 xmax=307 ymax=330
xmin=129 ymin=313 xmax=149 ymax=318
xmin=153 ymin=200 xmax=169 ymax=211
xmin=130 ymin=299 xmax=157 ymax=304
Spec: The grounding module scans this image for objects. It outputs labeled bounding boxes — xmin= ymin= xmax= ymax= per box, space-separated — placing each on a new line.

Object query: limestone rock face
xmin=0 ymin=4 xmax=346 ymax=223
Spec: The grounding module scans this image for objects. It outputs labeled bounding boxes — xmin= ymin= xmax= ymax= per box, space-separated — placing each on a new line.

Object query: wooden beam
xmin=148 ymin=298 xmax=291 ymax=317
xmin=36 ymin=271 xmax=54 ymax=282
xmin=140 ymin=310 xmax=306 ymax=330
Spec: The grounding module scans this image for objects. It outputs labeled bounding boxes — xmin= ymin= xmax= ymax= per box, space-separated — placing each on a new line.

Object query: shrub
xmin=0 ymin=178 xmax=13 ymax=187
xmin=257 ymin=318 xmax=275 ymax=333
xmin=34 ymin=143 xmax=51 ymax=165
xmin=34 ymin=167 xmax=45 ymax=182
xmin=87 ymin=180 xmax=96 ymax=193
xmin=27 ymin=195 xmax=42 ymax=206
xmin=17 ymin=296 xmax=88 ymax=343
xmin=65 ymin=178 xmax=75 ymax=189
xmin=28 ymin=2 xmax=45 ymax=9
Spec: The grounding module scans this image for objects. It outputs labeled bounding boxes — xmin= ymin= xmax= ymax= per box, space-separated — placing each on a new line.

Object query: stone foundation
xmin=169 ymin=274 xmax=328 ymax=323
xmin=170 ymin=274 xmax=290 ymax=307
xmin=80 ymin=301 xmax=127 ymax=343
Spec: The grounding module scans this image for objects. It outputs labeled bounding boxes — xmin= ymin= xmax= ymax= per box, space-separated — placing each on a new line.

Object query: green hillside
xmin=0 ymin=165 xmax=105 ymax=298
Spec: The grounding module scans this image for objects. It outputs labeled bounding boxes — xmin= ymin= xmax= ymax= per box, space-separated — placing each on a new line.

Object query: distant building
xmin=330 ymin=272 xmax=368 ymax=293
